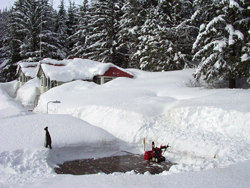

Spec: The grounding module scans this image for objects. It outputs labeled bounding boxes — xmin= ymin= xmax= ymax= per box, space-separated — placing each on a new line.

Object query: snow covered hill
xmin=1 ymin=69 xmax=250 ymax=187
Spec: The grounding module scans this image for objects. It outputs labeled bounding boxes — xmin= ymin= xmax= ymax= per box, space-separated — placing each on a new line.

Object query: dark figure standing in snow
xmin=44 ymin=127 xmax=52 ymax=149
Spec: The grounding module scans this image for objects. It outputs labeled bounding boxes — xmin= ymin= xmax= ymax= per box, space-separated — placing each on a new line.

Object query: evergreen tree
xmin=171 ymin=0 xmax=196 ymax=56
xmin=55 ymin=0 xmax=69 ymax=58
xmin=40 ymin=0 xmax=66 ymax=59
xmin=118 ymin=0 xmax=144 ymax=68
xmin=84 ymin=0 xmax=122 ymax=65
xmin=5 ymin=0 xmax=66 ymax=61
xmin=132 ymin=5 xmax=173 ymax=71
xmin=0 ymin=8 xmax=19 ymax=82
xmin=70 ymin=0 xmax=89 ymax=58
xmin=133 ymin=0 xmax=194 ymax=71
xmin=112 ymin=0 xmax=127 ymax=67
xmin=192 ymin=0 xmax=250 ymax=88
xmin=15 ymin=0 xmax=42 ymax=60
xmin=0 ymin=9 xmax=8 ymax=57
xmin=240 ymin=0 xmax=250 ymax=83
xmin=67 ymin=0 xmax=78 ymax=53
xmin=0 ymin=9 xmax=11 ymax=63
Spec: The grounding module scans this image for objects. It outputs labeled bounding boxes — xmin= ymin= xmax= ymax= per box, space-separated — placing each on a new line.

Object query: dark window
xmin=104 ymin=77 xmax=113 ymax=83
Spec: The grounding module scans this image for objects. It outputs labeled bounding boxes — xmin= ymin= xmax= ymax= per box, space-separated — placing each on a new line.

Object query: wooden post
xmin=143 ymin=137 xmax=146 ymax=151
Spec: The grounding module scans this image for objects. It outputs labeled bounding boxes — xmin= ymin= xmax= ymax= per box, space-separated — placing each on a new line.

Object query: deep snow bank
xmin=33 ymin=69 xmax=250 ymax=169
xmin=1 ymin=68 xmax=250 ymax=188
xmin=0 ymin=82 xmax=30 ymax=119
xmin=15 ymin=78 xmax=40 ymax=109
xmin=0 ymin=114 xmax=117 ymax=152
xmin=0 ymin=80 xmax=18 ymax=98
xmin=0 ymin=114 xmax=121 ymax=186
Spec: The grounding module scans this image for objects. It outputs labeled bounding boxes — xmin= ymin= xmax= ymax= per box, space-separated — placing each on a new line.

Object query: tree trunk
xmin=229 ymin=78 xmax=236 ymax=88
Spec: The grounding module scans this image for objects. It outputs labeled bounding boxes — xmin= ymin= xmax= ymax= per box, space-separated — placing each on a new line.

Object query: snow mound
xmin=0 ymin=82 xmax=30 ymax=119
xmin=15 ymin=78 xmax=40 ymax=109
xmin=0 ymin=114 xmax=121 ymax=186
xmin=0 ymin=114 xmax=117 ymax=152
xmin=0 ymin=81 xmax=19 ymax=98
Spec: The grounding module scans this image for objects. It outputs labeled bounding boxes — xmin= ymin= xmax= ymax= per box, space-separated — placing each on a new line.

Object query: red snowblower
xmin=144 ymin=141 xmax=170 ymax=163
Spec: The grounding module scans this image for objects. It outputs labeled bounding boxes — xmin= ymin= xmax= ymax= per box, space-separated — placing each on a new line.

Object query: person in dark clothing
xmin=44 ymin=126 xmax=52 ymax=149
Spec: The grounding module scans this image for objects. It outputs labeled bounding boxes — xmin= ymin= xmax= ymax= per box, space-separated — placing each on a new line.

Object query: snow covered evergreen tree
xmin=133 ymin=0 xmax=194 ymax=71
xmin=0 ymin=0 xmax=68 ymax=82
xmin=0 ymin=10 xmax=8 ymax=59
xmin=84 ymin=0 xmax=122 ymax=65
xmin=55 ymin=0 xmax=69 ymax=58
xmin=0 ymin=8 xmax=19 ymax=82
xmin=67 ymin=1 xmax=78 ymax=53
xmin=5 ymin=0 xmax=66 ymax=61
xmin=40 ymin=0 xmax=66 ymax=59
xmin=132 ymin=4 xmax=173 ymax=71
xmin=239 ymin=0 xmax=250 ymax=83
xmin=39 ymin=0 xmax=66 ymax=59
xmin=192 ymin=0 xmax=250 ymax=88
xmin=118 ymin=0 xmax=144 ymax=68
xmin=0 ymin=9 xmax=11 ymax=63
xmin=112 ymin=0 xmax=128 ymax=67
xmin=70 ymin=0 xmax=89 ymax=58
xmin=14 ymin=0 xmax=43 ymax=60
xmin=171 ymin=0 xmax=196 ymax=59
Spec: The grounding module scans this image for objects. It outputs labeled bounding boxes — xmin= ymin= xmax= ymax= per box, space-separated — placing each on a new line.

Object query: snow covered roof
xmin=38 ymin=58 xmax=133 ymax=82
xmin=17 ymin=61 xmax=38 ymax=78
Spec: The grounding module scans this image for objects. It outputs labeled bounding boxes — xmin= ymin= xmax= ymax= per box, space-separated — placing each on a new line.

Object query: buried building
xmin=36 ymin=58 xmax=134 ymax=94
xmin=16 ymin=58 xmax=134 ymax=108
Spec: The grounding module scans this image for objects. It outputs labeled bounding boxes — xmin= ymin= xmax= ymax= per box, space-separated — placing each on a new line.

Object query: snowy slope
xmin=0 ymin=114 xmax=122 ymax=187
xmin=0 ymin=81 xmax=30 ymax=119
xmin=15 ymin=78 xmax=40 ymax=109
xmin=35 ymin=69 xmax=250 ymax=165
xmin=0 ymin=69 xmax=250 ymax=187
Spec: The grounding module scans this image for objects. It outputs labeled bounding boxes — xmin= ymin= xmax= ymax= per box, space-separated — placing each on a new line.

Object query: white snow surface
xmin=15 ymin=78 xmax=40 ymax=109
xmin=0 ymin=69 xmax=250 ymax=187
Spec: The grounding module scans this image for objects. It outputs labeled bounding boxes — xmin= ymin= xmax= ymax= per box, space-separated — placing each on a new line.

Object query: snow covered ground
xmin=0 ymin=69 xmax=250 ymax=187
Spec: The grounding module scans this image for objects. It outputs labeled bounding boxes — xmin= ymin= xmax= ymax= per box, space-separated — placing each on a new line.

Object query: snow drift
xmin=35 ymin=69 xmax=250 ymax=165
xmin=1 ymin=68 xmax=250 ymax=187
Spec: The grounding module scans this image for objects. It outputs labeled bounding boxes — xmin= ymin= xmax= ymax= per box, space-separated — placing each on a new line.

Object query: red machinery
xmin=144 ymin=141 xmax=170 ymax=163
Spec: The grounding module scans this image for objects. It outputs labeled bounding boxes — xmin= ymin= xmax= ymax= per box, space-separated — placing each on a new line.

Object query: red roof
xmin=102 ymin=67 xmax=134 ymax=78
xmin=45 ymin=63 xmax=65 ymax=66
xmin=26 ymin=65 xmax=36 ymax=68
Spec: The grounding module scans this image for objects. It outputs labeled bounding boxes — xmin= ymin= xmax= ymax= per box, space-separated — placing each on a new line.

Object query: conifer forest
xmin=0 ymin=0 xmax=249 ymax=88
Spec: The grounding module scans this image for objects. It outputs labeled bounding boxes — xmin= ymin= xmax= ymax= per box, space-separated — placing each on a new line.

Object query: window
xmin=44 ymin=77 xmax=47 ymax=87
xmin=21 ymin=74 xmax=24 ymax=82
xmin=104 ymin=77 xmax=113 ymax=83
xmin=47 ymin=77 xmax=50 ymax=88
xmin=41 ymin=77 xmax=44 ymax=86
xmin=51 ymin=80 xmax=58 ymax=88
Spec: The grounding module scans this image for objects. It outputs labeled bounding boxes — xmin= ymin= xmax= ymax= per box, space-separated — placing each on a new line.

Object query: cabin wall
xmin=18 ymin=72 xmax=25 ymax=87
xmin=40 ymin=74 xmax=48 ymax=93
xmin=95 ymin=76 xmax=115 ymax=85
xmin=18 ymin=72 xmax=31 ymax=87
xmin=40 ymin=74 xmax=64 ymax=94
